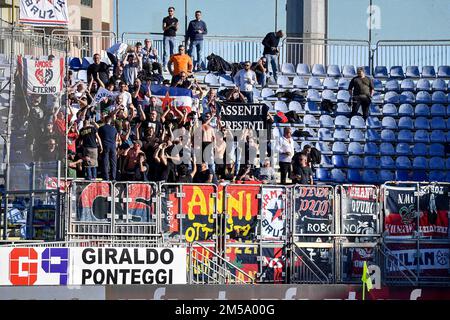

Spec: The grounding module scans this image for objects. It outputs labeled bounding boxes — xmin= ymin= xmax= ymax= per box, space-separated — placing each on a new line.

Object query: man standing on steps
xmin=278 ymin=127 xmax=295 ymax=185
xmin=349 ymin=67 xmax=374 ymax=120
xmin=98 ymin=116 xmax=119 ymax=181
xmin=162 ymin=7 xmax=179 ymax=72
xmin=186 ymin=10 xmax=208 ymax=71
xmin=262 ymin=30 xmax=284 ymax=82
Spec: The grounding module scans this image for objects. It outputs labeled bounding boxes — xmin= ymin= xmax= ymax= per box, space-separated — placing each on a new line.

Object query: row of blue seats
xmin=303 ymin=141 xmax=446 ymax=157
xmin=281 ymin=63 xmax=450 ymax=79
xmin=277 ymin=76 xmax=450 ymax=92
xmin=316 ymin=168 xmax=450 ymax=184
xmin=324 ymin=155 xmax=450 ymax=170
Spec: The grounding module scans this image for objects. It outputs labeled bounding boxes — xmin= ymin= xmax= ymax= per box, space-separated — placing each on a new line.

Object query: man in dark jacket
xmin=98 ymin=116 xmax=118 ymax=181
xmin=262 ymin=30 xmax=284 ymax=82
xmin=186 ymin=10 xmax=208 ymax=71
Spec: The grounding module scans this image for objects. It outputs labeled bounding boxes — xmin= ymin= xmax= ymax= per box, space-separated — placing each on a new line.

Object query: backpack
xmin=309 ymin=147 xmax=322 ymax=166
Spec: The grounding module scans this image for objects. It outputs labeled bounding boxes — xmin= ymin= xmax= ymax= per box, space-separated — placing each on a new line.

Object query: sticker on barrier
xmin=260 ymin=187 xmax=287 ymax=240
xmin=225 ymin=243 xmax=259 ymax=283
xmin=384 ymin=184 xmax=449 ymax=238
xmin=294 ymin=186 xmax=334 ymax=235
xmin=160 ymin=184 xmax=217 ymax=243
xmin=341 ymin=185 xmax=379 ymax=235
xmin=385 ymin=242 xmax=450 ymax=278
xmin=225 ymin=185 xmax=260 ymax=241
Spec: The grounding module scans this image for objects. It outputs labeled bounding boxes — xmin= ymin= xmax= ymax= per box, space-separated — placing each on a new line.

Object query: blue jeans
xmin=265 ymin=54 xmax=279 ymax=81
xmin=86 ymin=167 xmax=97 ymax=181
xmin=163 ymin=36 xmax=176 ymax=67
xmin=188 ymin=40 xmax=204 ymax=70
xmin=101 ymin=146 xmax=117 ymax=181
xmin=241 ymin=91 xmax=254 ymax=103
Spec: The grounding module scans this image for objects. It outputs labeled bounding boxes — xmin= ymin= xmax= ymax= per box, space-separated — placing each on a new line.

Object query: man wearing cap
xmin=98 ymin=116 xmax=119 ymax=181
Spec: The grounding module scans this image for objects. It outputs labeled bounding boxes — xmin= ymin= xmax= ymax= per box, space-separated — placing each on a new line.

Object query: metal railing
xmin=290 ymin=242 xmax=331 ymax=284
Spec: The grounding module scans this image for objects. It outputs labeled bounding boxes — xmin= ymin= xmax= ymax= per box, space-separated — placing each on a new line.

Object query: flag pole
xmin=362 ymin=281 xmax=366 ymax=300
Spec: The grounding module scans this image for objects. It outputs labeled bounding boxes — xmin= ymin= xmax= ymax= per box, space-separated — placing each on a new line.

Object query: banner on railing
xmin=22 ymin=57 xmax=65 ymax=94
xmin=261 ymin=187 xmax=286 ymax=240
xmin=225 ymin=185 xmax=259 ymax=241
xmin=260 ymin=246 xmax=285 ymax=283
xmin=294 ymin=186 xmax=333 ymax=235
xmin=19 ymin=0 xmax=69 ymax=27
xmin=385 ymin=243 xmax=450 ymax=277
xmin=189 ymin=245 xmax=217 ymax=284
xmin=0 ymin=247 xmax=186 ymax=285
xmin=384 ymin=185 xmax=449 ymax=238
xmin=219 ymin=102 xmax=269 ymax=130
xmin=342 ymin=247 xmax=376 ymax=280
xmin=341 ymin=186 xmax=379 ymax=235
xmin=225 ymin=244 xmax=258 ymax=282
xmin=293 ymin=246 xmax=333 ymax=280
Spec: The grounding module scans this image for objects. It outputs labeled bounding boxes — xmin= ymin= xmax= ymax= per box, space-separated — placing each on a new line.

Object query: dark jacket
xmin=187 ymin=20 xmax=208 ymax=41
xmin=262 ymin=32 xmax=281 ymax=55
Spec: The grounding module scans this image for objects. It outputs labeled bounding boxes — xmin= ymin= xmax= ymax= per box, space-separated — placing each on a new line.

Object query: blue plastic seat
xmin=401 ymin=79 xmax=415 ymax=91
xmin=364 ymin=143 xmax=379 ymax=155
xmin=333 ymin=129 xmax=350 ymax=142
xmin=322 ymin=89 xmax=337 ymax=102
xmin=416 ymin=79 xmax=431 ymax=92
xmin=335 ymin=115 xmax=350 ymax=128
xmin=379 ymin=170 xmax=394 ymax=182
xmin=447 ymin=172 xmax=450 ymax=183
xmin=338 ymin=78 xmax=350 ymax=90
xmin=327 ymin=65 xmax=341 ymax=77
xmin=447 ymin=118 xmax=450 ymax=129
xmin=303 ymin=114 xmax=319 ymax=127
xmin=447 ymin=131 xmax=450 ymax=142
xmin=332 ymin=142 xmax=347 ymax=154
xmin=413 ymin=157 xmax=428 ymax=170
xmin=432 ymin=91 xmax=447 ymax=104
xmin=398 ymin=104 xmax=414 ymax=117
xmin=348 ymin=156 xmax=363 ymax=168
xmin=274 ymin=101 xmax=288 ymax=112
xmin=380 ymin=156 xmax=396 ymax=169
xmin=380 ymin=143 xmax=395 ymax=155
xmin=362 ymin=170 xmax=379 ymax=184
xmin=414 ymin=130 xmax=430 ymax=143
xmin=366 ymin=129 xmax=381 ymax=142
xmin=373 ymin=79 xmax=384 ymax=92
xmin=349 ymin=129 xmax=365 ymax=142
xmin=429 ymin=143 xmax=445 ymax=157
xmin=405 ymin=66 xmax=420 ymax=78
xmin=261 ymin=88 xmax=276 ymax=100
xmin=398 ymin=117 xmax=414 ymax=130
xmin=319 ymin=115 xmax=334 ymax=128
xmin=430 ymin=130 xmax=446 ymax=143
xmin=318 ymin=128 xmax=334 ymax=141
xmin=289 ymin=101 xmax=305 ymax=113
xmin=383 ymin=104 xmax=398 ymax=117
xmin=331 ymin=169 xmax=346 ymax=183
xmin=360 ymin=66 xmax=371 ymax=76
xmin=446 ymin=158 xmax=450 ymax=170
xmin=277 ymin=75 xmax=293 ymax=88
xmin=431 ymin=117 xmax=446 ymax=130
xmin=437 ymin=65 xmax=450 ymax=78
xmin=307 ymin=89 xmax=322 ymax=102
xmin=81 ymin=57 xmax=94 ymax=69
xmin=350 ymin=116 xmax=366 ymax=129
xmin=396 ymin=170 xmax=411 ymax=181
xmin=332 ymin=155 xmax=347 ymax=168
xmin=412 ymin=170 xmax=428 ymax=182
xmin=372 ymin=92 xmax=383 ymax=104
xmin=374 ymin=66 xmax=388 ymax=78
xmin=305 ymin=101 xmax=321 ymax=114
xmin=336 ymin=103 xmax=351 ymax=115
xmin=396 ymin=143 xmax=411 ymax=155
xmin=415 ymin=117 xmax=430 ymax=130
xmin=390 ymin=66 xmax=405 ymax=79
xmin=348 ymin=169 xmax=363 ymax=183
xmin=432 ymin=79 xmax=446 ymax=92
xmin=323 ymin=77 xmax=338 ymax=90
xmin=396 ymin=156 xmax=411 ymax=169
xmin=431 ymin=104 xmax=446 ymax=117
xmin=369 ymin=104 xmax=382 ymax=116
xmin=348 ymin=142 xmax=364 ymax=155
xmin=312 ymin=64 xmax=326 ymax=77
xmin=400 ymin=91 xmax=415 ymax=104
xmin=204 ymin=73 xmax=220 ymax=86
xmin=414 ymin=104 xmax=430 ymax=117
xmin=381 ymin=129 xmax=396 ymax=142
xmin=384 ymin=91 xmax=400 ymax=104
xmin=382 ymin=117 xmax=397 ymax=129
xmin=320 ymin=155 xmax=332 ymax=168
xmin=416 ymin=91 xmax=432 ymax=104
xmin=69 ymin=57 xmax=82 ymax=70
xmin=429 ymin=171 xmax=446 ymax=182
xmin=281 ymin=63 xmax=296 ymax=75
xmin=366 ymin=116 xmax=382 ymax=129
xmin=296 ymin=63 xmax=311 ymax=76
xmin=422 ymin=66 xmax=436 ymax=78
xmin=337 ymin=90 xmax=351 ymax=103
xmin=342 ymin=65 xmax=356 ymax=78
xmin=316 ymin=168 xmax=331 ymax=181
xmin=429 ymin=157 xmax=445 ymax=170
xmin=412 ymin=143 xmax=428 ymax=156
xmin=398 ymin=130 xmax=413 ymax=143
xmin=315 ymin=142 xmax=332 ymax=155
xmin=385 ymin=79 xmax=400 ymax=92
xmin=363 ymin=156 xmax=380 ymax=169
xmin=293 ymin=76 xmax=308 ymax=89
xmin=308 ymin=77 xmax=323 ymax=90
